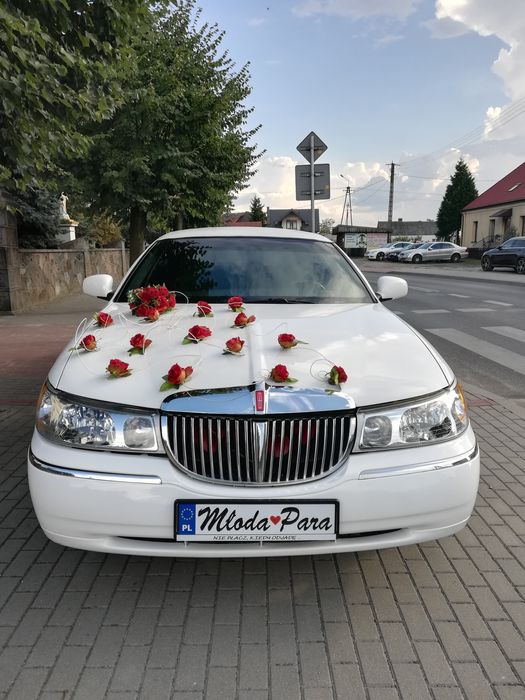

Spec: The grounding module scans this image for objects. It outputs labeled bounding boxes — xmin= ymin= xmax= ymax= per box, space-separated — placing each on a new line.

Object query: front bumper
xmin=28 ymin=427 xmax=480 ymax=557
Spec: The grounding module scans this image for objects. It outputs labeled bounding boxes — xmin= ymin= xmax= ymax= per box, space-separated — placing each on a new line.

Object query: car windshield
xmin=116 ymin=236 xmax=373 ymax=304
xmin=416 ymin=242 xmax=432 ymax=249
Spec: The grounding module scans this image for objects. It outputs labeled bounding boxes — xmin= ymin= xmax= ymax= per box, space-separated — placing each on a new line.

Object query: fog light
xmin=362 ymin=415 xmax=392 ymax=447
xmin=123 ymin=416 xmax=156 ymax=449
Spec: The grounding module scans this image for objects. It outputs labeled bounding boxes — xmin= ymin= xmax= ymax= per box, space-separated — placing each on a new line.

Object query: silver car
xmin=401 ymin=241 xmax=468 ymax=264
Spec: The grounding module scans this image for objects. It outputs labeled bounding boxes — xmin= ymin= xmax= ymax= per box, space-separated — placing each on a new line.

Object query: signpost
xmin=296 ymin=132 xmax=329 ymax=232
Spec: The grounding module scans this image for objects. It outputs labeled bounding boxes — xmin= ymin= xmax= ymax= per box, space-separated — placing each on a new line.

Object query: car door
xmin=438 ymin=243 xmax=454 ymax=261
xmin=425 ymin=243 xmax=441 ymax=261
xmin=492 ymin=239 xmax=515 ymax=266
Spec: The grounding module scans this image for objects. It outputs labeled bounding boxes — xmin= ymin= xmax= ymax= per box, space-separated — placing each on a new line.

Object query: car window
xmin=511 ymin=239 xmax=525 ymax=247
xmin=117 ymin=236 xmax=374 ymax=304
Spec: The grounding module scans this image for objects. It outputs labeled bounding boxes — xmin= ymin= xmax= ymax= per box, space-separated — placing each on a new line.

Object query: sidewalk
xmin=354 ymin=257 xmax=525 ymax=284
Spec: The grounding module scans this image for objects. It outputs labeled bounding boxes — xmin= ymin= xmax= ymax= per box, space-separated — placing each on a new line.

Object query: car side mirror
xmin=83 ymin=274 xmax=114 ymax=299
xmin=376 ymin=275 xmax=408 ymax=301
xmin=497 ymin=245 xmax=502 ymax=250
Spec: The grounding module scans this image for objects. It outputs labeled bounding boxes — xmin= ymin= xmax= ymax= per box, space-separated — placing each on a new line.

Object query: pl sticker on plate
xmin=175 ymin=501 xmax=338 ymax=542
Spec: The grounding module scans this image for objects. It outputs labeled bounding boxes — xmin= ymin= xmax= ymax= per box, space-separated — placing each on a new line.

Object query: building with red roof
xmin=462 ymin=162 xmax=525 ymax=247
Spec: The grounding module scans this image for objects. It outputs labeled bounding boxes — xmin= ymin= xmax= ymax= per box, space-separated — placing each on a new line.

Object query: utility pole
xmin=310 ymin=133 xmax=315 ymax=232
xmin=386 ymin=162 xmax=398 ymax=225
xmin=339 ymin=175 xmax=353 ymax=226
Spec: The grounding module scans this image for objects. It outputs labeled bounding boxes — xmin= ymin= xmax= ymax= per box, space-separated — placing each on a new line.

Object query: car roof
xmin=158 ymin=226 xmax=328 ymax=243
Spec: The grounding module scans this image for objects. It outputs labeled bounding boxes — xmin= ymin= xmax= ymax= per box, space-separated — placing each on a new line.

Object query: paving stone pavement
xmin=1 ymin=299 xmax=525 ymax=699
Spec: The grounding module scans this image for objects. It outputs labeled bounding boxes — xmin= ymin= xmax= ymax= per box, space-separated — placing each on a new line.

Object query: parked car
xmin=481 ymin=237 xmax=525 ymax=274
xmin=401 ymin=241 xmax=468 ymax=264
xmin=29 ymin=228 xmax=479 ymax=557
xmin=365 ymin=241 xmax=413 ymax=261
xmin=386 ymin=242 xmax=423 ymax=262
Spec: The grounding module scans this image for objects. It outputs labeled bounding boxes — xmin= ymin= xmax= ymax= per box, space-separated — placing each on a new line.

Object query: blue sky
xmin=197 ymin=0 xmax=525 ymax=225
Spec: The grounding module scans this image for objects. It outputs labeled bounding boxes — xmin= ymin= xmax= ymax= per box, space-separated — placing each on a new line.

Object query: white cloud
xmin=247 ymin=17 xmax=267 ymax=27
xmin=374 ymin=33 xmax=405 ymax=47
xmin=422 ymin=17 xmax=469 ymax=39
xmin=293 ymin=0 xmax=421 ymax=21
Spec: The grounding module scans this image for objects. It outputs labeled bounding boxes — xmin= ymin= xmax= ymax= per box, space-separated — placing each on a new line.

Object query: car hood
xmin=50 ymin=302 xmax=451 ymax=410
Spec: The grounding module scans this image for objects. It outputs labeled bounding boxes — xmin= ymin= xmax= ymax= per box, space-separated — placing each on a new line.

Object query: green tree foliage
xmin=0 ymin=0 xmax=146 ymax=190
xmin=11 ymin=186 xmax=60 ymax=248
xmin=249 ymin=195 xmax=266 ymax=224
xmin=79 ymin=0 xmax=259 ymax=262
xmin=436 ymin=159 xmax=478 ymax=241
xmin=320 ymin=218 xmax=335 ymax=237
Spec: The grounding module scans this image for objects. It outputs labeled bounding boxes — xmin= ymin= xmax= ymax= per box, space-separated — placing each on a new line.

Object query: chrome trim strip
xmin=358 ymin=444 xmax=478 ymax=480
xmin=29 ymin=452 xmax=162 ymax=485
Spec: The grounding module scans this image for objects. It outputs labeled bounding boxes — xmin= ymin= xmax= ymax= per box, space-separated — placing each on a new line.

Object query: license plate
xmin=175 ymin=500 xmax=338 ymax=542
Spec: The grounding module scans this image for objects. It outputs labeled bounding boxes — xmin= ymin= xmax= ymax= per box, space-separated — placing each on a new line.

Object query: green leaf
xmin=285 ymin=377 xmax=298 ymax=384
xmin=128 ymin=346 xmax=144 ymax=355
xmin=159 ymin=380 xmax=174 ymax=391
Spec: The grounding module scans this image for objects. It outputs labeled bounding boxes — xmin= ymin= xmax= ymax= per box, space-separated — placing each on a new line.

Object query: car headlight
xmin=356 ymin=384 xmax=468 ymax=451
xmin=36 ymin=386 xmax=162 ymax=453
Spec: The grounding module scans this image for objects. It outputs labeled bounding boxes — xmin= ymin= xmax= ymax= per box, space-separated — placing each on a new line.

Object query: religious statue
xmin=58 ymin=192 xmax=70 ymax=221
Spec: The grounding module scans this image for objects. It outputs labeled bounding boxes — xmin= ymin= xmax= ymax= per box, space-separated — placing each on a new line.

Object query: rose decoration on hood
xmin=106 ymin=358 xmax=132 ymax=378
xmin=69 ymin=334 xmax=97 ymax=352
xmin=196 ymin=301 xmax=213 ymax=317
xmin=233 ymin=312 xmax=255 ymax=328
xmin=128 ymin=284 xmax=175 ymax=320
xmin=228 ymin=296 xmax=245 ymax=312
xmin=329 ymin=365 xmax=348 ymax=385
xmin=94 ymin=311 xmax=113 ymax=328
xmin=160 ymin=363 xmax=194 ymax=391
xmin=278 ymin=333 xmax=307 ymax=349
xmin=128 ymin=333 xmax=152 ymax=356
xmin=183 ymin=325 xmax=212 ymax=344
xmin=223 ymin=337 xmax=245 ymax=355
xmin=270 ymin=364 xmax=297 ymax=384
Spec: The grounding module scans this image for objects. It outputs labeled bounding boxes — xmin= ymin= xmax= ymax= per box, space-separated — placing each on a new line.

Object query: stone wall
xmin=13 ymin=248 xmax=128 ymax=312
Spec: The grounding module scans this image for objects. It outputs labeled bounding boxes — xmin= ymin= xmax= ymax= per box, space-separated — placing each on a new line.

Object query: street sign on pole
xmin=295 ymin=164 xmax=331 ymax=200
xmin=297 ymin=131 xmax=327 ymax=163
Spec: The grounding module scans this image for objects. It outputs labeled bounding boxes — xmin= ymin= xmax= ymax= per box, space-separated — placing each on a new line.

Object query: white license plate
xmin=175 ymin=501 xmax=338 ymax=542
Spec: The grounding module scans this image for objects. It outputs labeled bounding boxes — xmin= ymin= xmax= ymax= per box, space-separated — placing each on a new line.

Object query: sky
xmin=196 ymin=0 xmax=525 ymax=227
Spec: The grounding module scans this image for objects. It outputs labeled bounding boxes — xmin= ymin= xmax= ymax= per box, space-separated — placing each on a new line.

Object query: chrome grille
xmin=164 ymin=413 xmax=355 ymax=485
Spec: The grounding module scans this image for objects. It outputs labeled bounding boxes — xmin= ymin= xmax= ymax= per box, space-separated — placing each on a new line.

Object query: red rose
xmin=278 ymin=333 xmax=296 ymax=349
xmin=129 ymin=333 xmax=152 ymax=352
xmin=184 ymin=325 xmax=212 ymax=343
xmin=271 ymin=364 xmax=289 ymax=382
xmin=168 ymin=294 xmax=176 ymax=308
xmin=228 ymin=296 xmax=244 ymax=311
xmin=234 ymin=312 xmax=255 ymax=327
xmin=146 ymin=307 xmax=160 ymax=322
xmin=196 ymin=301 xmax=213 ymax=317
xmin=106 ymin=358 xmax=131 ymax=378
xmin=81 ymin=334 xmax=97 ymax=351
xmin=167 ymin=363 xmax=193 ymax=387
xmin=225 ymin=337 xmax=245 ymax=353
xmin=329 ymin=365 xmax=348 ymax=385
xmin=135 ymin=304 xmax=148 ymax=318
xmin=94 ymin=311 xmax=113 ymax=327
xmin=158 ymin=285 xmax=169 ymax=297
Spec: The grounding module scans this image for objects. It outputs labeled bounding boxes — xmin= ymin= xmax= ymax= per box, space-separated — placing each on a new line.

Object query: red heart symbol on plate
xmin=270 ymin=515 xmax=281 ymax=525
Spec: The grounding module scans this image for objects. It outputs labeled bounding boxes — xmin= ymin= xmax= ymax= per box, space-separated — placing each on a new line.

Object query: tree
xmin=320 ymin=218 xmax=335 ymax=237
xmin=0 ymin=0 xmax=146 ymax=191
xmin=78 ymin=0 xmax=259 ymax=262
xmin=436 ymin=159 xmax=478 ymax=241
xmin=11 ymin=186 xmax=60 ymax=248
xmin=249 ymin=195 xmax=266 ymax=224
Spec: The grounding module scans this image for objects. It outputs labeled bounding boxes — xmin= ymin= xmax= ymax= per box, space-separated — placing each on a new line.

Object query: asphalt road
xmin=363 ymin=267 xmax=525 ymax=408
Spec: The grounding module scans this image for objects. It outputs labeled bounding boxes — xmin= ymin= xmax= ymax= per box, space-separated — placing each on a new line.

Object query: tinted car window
xmin=117 ymin=237 xmax=373 ymax=304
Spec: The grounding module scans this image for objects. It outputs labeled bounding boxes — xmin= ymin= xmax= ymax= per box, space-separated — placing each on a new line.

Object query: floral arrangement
xmin=70 ymin=334 xmax=97 ymax=352
xmin=196 ymin=301 xmax=213 ymax=317
xmin=228 ymin=296 xmax=244 ymax=312
xmin=127 ymin=284 xmax=175 ymax=321
xmin=94 ymin=311 xmax=113 ymax=328
xmin=128 ymin=333 xmax=152 ymax=356
xmin=106 ymin=358 xmax=132 ymax=378
xmin=329 ymin=366 xmax=348 ymax=385
xmin=233 ymin=312 xmax=256 ymax=328
xmin=183 ymin=325 xmax=212 ymax=344
xmin=278 ymin=333 xmax=307 ymax=349
xmin=160 ymin=363 xmax=193 ymax=391
xmin=223 ymin=337 xmax=245 ymax=355
xmin=270 ymin=364 xmax=297 ymax=384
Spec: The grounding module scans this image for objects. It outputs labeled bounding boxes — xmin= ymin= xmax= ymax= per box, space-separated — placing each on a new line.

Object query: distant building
xmin=266 ymin=208 xmax=320 ymax=233
xmin=222 ymin=212 xmax=262 ymax=227
xmin=377 ymin=218 xmax=438 ymax=240
xmin=462 ymin=162 xmax=525 ymax=247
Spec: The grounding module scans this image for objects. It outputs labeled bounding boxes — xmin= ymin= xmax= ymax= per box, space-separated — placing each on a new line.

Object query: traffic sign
xmin=296 ymin=131 xmax=327 ymax=163
xmin=295 ymin=164 xmax=331 ymax=200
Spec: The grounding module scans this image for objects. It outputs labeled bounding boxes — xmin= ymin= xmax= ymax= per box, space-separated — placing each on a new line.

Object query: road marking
xmin=412 ymin=309 xmax=450 ymax=314
xmin=483 ymin=326 xmax=525 ymax=342
xmin=483 ymin=300 xmax=513 ymax=307
xmin=426 ymin=328 xmax=525 ymax=376
xmin=409 ymin=286 xmax=438 ymax=293
xmin=448 ymin=293 xmax=470 ymax=298
xmin=457 ymin=307 xmax=494 ymax=313
xmin=394 ymin=311 xmax=404 ymax=315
